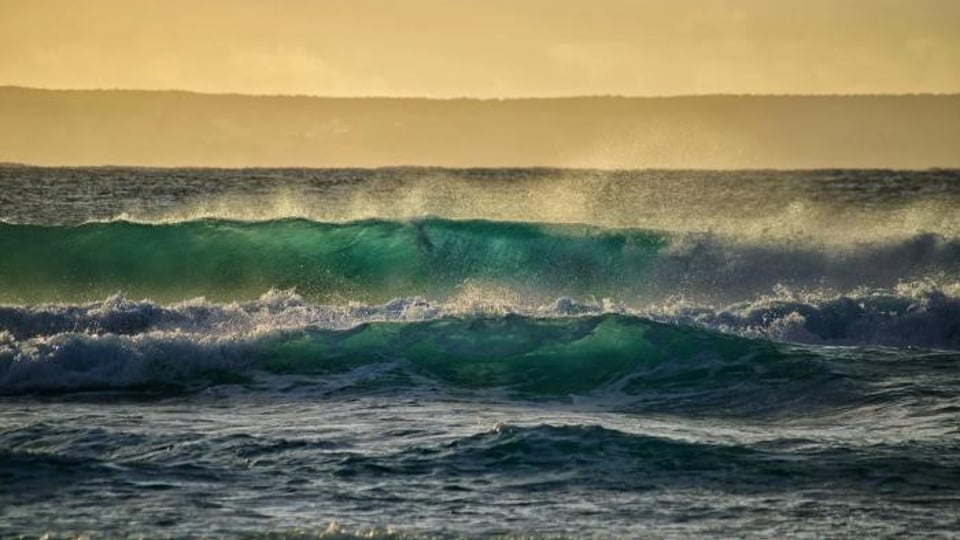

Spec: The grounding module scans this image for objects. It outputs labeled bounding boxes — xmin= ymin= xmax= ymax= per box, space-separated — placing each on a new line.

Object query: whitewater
xmin=1 ymin=166 xmax=958 ymax=538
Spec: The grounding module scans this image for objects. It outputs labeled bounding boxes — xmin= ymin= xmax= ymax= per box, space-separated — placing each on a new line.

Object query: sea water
xmin=1 ymin=167 xmax=958 ymax=538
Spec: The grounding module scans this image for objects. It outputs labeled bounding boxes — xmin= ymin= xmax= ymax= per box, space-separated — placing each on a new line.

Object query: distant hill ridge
xmin=2 ymin=86 xmax=958 ymax=168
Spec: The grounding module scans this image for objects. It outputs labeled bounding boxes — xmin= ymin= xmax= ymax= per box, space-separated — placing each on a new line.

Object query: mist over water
xmin=151 ymin=170 xmax=960 ymax=244
xmin=5 ymin=167 xmax=960 ymax=238
xmin=1 ymin=166 xmax=959 ymax=538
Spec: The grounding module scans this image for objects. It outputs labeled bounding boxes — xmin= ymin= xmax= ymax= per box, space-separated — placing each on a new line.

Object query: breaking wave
xmin=0 ymin=218 xmax=957 ymax=304
xmin=1 ymin=287 xmax=958 ymax=396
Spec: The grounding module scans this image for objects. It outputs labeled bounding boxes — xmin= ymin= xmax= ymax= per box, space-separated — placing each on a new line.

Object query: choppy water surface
xmin=1 ymin=166 xmax=959 ymax=538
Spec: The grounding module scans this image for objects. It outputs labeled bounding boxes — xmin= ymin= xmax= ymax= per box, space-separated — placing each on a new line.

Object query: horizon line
xmin=2 ymin=162 xmax=957 ymax=173
xmin=3 ymin=85 xmax=960 ymax=100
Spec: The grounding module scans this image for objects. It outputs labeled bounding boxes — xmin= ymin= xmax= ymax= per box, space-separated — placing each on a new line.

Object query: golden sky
xmin=1 ymin=0 xmax=959 ymax=97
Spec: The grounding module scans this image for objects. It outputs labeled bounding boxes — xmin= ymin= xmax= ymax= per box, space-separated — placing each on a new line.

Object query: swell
xmin=0 ymin=218 xmax=664 ymax=304
xmin=0 ymin=218 xmax=958 ymax=304
xmin=2 ymin=287 xmax=958 ymax=348
xmin=0 ymin=311 xmax=823 ymax=400
xmin=2 ymin=301 xmax=959 ymax=422
xmin=6 ymin=423 xmax=958 ymax=496
xmin=338 ymin=423 xmax=960 ymax=495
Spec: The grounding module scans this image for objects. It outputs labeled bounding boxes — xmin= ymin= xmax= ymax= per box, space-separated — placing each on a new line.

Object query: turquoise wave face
xmin=253 ymin=314 xmax=795 ymax=395
xmin=3 ymin=217 xmax=960 ymax=306
xmin=0 ymin=218 xmax=666 ymax=304
xmin=250 ymin=314 xmax=856 ymax=416
xmin=1 ymin=312 xmax=850 ymax=411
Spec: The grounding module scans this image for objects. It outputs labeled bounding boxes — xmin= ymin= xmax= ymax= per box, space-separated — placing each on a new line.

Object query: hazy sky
xmin=1 ymin=0 xmax=959 ymax=97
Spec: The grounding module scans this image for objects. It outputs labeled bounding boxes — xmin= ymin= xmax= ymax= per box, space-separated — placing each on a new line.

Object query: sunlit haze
xmin=3 ymin=2 xmax=960 ymax=539
xmin=2 ymin=0 xmax=959 ymax=97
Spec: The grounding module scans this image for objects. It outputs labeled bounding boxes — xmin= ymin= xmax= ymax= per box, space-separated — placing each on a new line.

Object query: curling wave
xmin=0 ymin=218 xmax=958 ymax=304
xmin=1 ymin=289 xmax=958 ymax=398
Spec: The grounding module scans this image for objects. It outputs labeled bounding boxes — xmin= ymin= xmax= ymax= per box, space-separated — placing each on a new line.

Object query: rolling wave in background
xmin=1 ymin=217 xmax=959 ymax=305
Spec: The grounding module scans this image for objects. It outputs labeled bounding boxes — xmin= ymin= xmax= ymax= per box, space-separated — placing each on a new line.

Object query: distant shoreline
xmin=4 ymin=85 xmax=959 ymax=100
xmin=3 ymin=87 xmax=959 ymax=168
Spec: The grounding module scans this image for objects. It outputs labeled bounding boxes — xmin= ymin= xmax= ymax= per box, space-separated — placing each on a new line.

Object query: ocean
xmin=1 ymin=166 xmax=958 ymax=538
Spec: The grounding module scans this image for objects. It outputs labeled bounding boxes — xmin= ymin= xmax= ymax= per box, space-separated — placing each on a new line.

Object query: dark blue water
xmin=1 ymin=166 xmax=958 ymax=538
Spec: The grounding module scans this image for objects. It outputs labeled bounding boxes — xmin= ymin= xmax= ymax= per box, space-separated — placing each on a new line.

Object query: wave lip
xmin=650 ymin=285 xmax=960 ymax=350
xmin=3 ymin=280 xmax=959 ymax=348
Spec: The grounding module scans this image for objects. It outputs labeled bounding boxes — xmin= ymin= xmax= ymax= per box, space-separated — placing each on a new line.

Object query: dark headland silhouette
xmin=2 ymin=86 xmax=958 ymax=168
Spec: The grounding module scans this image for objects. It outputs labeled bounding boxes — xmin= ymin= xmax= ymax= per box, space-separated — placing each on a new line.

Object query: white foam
xmin=1 ymin=284 xmax=958 ymax=394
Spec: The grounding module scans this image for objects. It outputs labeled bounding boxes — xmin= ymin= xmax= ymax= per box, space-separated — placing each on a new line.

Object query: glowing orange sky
xmin=1 ymin=0 xmax=958 ymax=97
